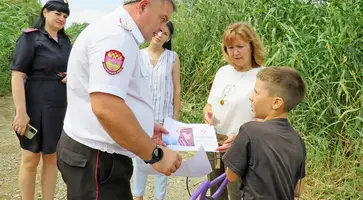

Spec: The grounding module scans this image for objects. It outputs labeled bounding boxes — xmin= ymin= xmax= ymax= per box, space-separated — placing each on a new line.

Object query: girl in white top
xmin=132 ymin=21 xmax=181 ymax=200
xmin=203 ymin=22 xmax=267 ymax=200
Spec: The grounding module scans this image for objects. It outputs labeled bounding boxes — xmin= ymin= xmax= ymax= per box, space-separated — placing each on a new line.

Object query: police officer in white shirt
xmin=56 ymin=0 xmax=181 ymax=199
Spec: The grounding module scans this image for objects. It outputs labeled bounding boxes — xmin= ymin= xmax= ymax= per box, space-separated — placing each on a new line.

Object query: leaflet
xmin=162 ymin=117 xmax=219 ymax=152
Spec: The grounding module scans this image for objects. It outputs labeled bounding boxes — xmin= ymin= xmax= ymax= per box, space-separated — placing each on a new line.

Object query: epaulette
xmin=119 ymin=18 xmax=132 ymax=32
xmin=23 ymin=28 xmax=39 ymax=33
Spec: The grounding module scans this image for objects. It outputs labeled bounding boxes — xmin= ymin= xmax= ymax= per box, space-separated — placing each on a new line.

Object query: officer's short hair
xmin=123 ymin=0 xmax=176 ymax=11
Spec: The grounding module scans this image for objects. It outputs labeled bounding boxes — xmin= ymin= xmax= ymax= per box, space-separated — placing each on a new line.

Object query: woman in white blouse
xmin=203 ymin=22 xmax=267 ymax=200
xmin=132 ymin=21 xmax=181 ymax=200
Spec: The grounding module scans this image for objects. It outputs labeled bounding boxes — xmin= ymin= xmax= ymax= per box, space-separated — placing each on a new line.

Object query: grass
xmin=0 ymin=0 xmax=362 ymax=198
xmin=0 ymin=0 xmax=41 ymax=95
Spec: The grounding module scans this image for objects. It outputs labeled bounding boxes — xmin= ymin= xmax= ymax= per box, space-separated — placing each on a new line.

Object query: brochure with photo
xmin=162 ymin=117 xmax=219 ymax=152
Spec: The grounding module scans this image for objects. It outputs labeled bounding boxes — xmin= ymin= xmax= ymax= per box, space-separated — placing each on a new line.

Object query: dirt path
xmin=0 ymin=96 xmax=206 ymax=200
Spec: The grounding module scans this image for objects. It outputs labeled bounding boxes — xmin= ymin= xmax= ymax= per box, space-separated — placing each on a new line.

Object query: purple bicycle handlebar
xmin=190 ymin=173 xmax=229 ymax=200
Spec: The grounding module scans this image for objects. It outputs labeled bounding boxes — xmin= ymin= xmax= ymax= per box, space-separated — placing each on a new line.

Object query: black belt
xmin=26 ymin=76 xmax=61 ymax=81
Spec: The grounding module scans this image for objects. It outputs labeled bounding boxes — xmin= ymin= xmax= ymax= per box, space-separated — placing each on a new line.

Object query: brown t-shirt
xmin=222 ymin=118 xmax=306 ymax=200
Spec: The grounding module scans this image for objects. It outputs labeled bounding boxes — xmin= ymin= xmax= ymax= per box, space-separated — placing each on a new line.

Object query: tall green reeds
xmin=0 ymin=0 xmax=41 ymax=95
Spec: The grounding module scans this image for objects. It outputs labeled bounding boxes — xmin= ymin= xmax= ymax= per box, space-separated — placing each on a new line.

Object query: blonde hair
xmin=257 ymin=67 xmax=307 ymax=111
xmin=222 ymin=22 xmax=266 ymax=68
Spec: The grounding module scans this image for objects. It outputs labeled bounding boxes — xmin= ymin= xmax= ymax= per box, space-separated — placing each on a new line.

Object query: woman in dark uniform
xmin=10 ymin=1 xmax=71 ymax=199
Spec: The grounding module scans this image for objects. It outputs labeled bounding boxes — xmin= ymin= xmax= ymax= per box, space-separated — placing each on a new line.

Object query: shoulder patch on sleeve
xmin=102 ymin=49 xmax=125 ymax=75
xmin=23 ymin=28 xmax=39 ymax=33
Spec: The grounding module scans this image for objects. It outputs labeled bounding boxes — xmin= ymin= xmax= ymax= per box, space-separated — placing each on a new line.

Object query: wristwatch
xmin=144 ymin=145 xmax=163 ymax=164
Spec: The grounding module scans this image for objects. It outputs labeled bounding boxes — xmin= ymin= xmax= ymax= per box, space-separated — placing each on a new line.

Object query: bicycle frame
xmin=190 ymin=173 xmax=229 ymax=200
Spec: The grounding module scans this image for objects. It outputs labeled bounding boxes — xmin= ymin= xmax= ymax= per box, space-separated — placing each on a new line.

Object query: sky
xmin=41 ymin=0 xmax=123 ymax=27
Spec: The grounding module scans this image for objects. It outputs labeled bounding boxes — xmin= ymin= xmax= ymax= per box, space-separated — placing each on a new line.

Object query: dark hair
xmin=162 ymin=21 xmax=175 ymax=50
xmin=32 ymin=1 xmax=70 ymax=38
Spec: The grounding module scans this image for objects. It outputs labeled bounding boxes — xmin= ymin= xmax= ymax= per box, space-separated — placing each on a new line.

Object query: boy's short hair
xmin=257 ymin=67 xmax=307 ymax=111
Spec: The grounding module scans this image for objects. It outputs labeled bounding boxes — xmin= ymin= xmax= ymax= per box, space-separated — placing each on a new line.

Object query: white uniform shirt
xmin=140 ymin=48 xmax=176 ymax=124
xmin=63 ymin=6 xmax=154 ymax=157
xmin=207 ymin=65 xmax=264 ymax=135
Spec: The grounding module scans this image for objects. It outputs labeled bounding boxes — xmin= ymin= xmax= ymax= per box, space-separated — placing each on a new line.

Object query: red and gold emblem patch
xmin=102 ymin=50 xmax=125 ymax=75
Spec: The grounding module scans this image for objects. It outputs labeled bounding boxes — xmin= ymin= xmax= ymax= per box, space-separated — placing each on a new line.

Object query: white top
xmin=140 ymin=48 xmax=176 ymax=124
xmin=207 ymin=65 xmax=264 ymax=135
xmin=63 ymin=6 xmax=154 ymax=157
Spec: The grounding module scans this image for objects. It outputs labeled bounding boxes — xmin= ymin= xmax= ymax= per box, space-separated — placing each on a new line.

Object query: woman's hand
xmin=11 ymin=71 xmax=29 ymax=136
xmin=61 ymin=76 xmax=67 ymax=84
xmin=61 ymin=72 xmax=67 ymax=84
xmin=13 ymin=112 xmax=30 ymax=136
xmin=204 ymin=111 xmax=213 ymax=125
xmin=216 ymin=134 xmax=237 ymax=152
xmin=203 ymin=104 xmax=213 ymax=125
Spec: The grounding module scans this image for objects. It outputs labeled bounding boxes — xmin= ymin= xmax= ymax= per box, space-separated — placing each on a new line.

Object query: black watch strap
xmin=144 ymin=145 xmax=163 ymax=164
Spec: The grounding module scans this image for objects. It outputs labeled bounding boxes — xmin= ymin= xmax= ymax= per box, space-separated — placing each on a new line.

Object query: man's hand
xmin=216 ymin=134 xmax=237 ymax=152
xmin=152 ymin=122 xmax=168 ymax=147
xmin=151 ymin=147 xmax=182 ymax=176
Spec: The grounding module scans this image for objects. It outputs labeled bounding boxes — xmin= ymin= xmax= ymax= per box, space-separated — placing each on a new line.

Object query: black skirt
xmin=16 ymin=77 xmax=67 ymax=154
xmin=16 ymin=105 xmax=66 ymax=154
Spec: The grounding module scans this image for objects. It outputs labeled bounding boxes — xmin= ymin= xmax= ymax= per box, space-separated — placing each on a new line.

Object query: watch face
xmin=153 ymin=147 xmax=159 ymax=157
xmin=144 ymin=146 xmax=164 ymax=164
xmin=154 ymin=146 xmax=163 ymax=161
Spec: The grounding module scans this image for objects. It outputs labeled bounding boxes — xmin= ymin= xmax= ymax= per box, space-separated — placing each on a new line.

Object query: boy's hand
xmin=216 ymin=134 xmax=237 ymax=152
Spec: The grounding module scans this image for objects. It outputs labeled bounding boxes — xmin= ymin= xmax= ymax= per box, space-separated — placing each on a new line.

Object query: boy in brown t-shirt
xmin=222 ymin=67 xmax=307 ymax=200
